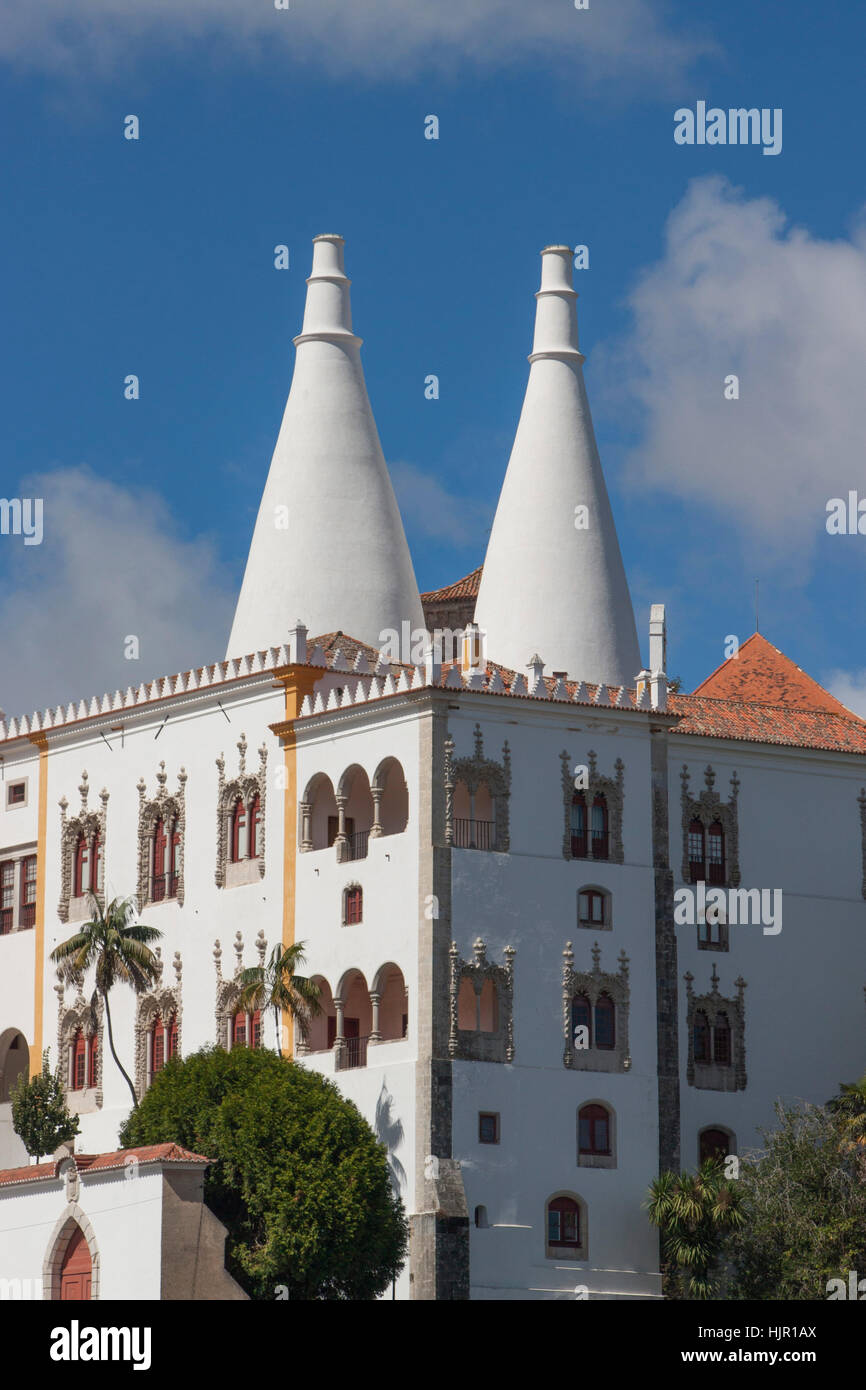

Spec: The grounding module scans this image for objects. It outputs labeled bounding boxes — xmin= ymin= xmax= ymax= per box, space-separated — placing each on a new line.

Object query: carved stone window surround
xmin=562 ymin=940 xmax=631 ymax=1073
xmin=684 ymin=965 xmax=747 ymax=1092
xmin=560 ymin=750 xmax=624 ymax=863
xmin=448 ymin=938 xmax=515 ymax=1063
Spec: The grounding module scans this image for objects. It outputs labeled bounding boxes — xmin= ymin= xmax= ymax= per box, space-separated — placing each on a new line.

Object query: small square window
xmin=7 ymin=782 xmax=26 ymax=807
xmin=478 ymin=1112 xmax=499 ymax=1144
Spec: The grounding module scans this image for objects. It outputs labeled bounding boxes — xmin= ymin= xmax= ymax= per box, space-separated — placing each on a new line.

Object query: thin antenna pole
xmin=754 ymin=579 xmax=759 ymax=634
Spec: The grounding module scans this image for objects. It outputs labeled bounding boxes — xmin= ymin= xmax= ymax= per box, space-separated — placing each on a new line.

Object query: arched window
xmin=699 ymin=1128 xmax=731 ymax=1165
xmin=693 ymin=1010 xmax=711 ymax=1063
xmin=572 ymin=994 xmax=591 ymax=1048
xmin=151 ymin=1016 xmax=166 ymax=1075
xmin=73 ymin=834 xmax=88 ymax=898
xmin=87 ymin=1033 xmax=98 ymax=1090
xmin=248 ymin=794 xmax=261 ymax=859
xmin=71 ymin=1030 xmax=86 ymax=1090
xmin=688 ymin=818 xmax=705 ymax=882
xmin=570 ymin=794 xmax=587 ymax=858
xmin=713 ymin=1012 xmax=731 ymax=1066
xmin=233 ymin=1010 xmax=247 ymax=1048
xmin=251 ymin=1010 xmax=262 ymax=1049
xmin=578 ymin=1104 xmax=611 ymax=1156
xmin=167 ymin=1014 xmax=179 ymax=1061
xmin=90 ymin=830 xmax=101 ymax=894
xmin=578 ymin=888 xmax=608 ymax=928
xmin=594 ymin=994 xmax=615 ymax=1050
xmin=590 ymin=795 xmax=609 ymax=860
xmin=707 ymin=821 xmax=725 ymax=885
xmin=231 ymin=798 xmax=246 ymax=863
xmin=344 ymin=885 xmax=363 ymax=925
xmin=547 ymin=1196 xmax=581 ymax=1248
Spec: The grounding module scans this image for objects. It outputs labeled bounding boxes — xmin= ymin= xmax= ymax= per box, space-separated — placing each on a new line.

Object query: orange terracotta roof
xmin=421 ymin=566 xmax=483 ymax=604
xmin=692 ymin=633 xmax=853 ymax=715
xmin=0 ymin=1143 xmax=211 ymax=1188
xmin=670 ymin=692 xmax=866 ymax=755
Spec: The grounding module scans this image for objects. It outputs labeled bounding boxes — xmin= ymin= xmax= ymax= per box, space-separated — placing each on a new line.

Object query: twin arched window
xmin=232 ymin=1008 xmax=262 ymax=1049
xmin=572 ymin=993 xmax=615 ymax=1050
xmin=689 ymin=819 xmax=726 ymax=884
xmin=571 ymin=794 xmax=609 ymax=860
xmin=152 ymin=817 xmax=180 ymax=901
xmin=149 ymin=1013 xmax=178 ymax=1077
xmin=73 ymin=831 xmax=101 ymax=898
xmin=69 ymin=1029 xmax=98 ymax=1091
xmin=693 ymin=1010 xmax=731 ymax=1066
xmin=231 ymin=793 xmax=261 ymax=863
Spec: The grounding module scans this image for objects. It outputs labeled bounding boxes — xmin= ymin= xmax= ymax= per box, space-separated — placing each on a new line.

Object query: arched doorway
xmin=60 ymin=1224 xmax=92 ymax=1301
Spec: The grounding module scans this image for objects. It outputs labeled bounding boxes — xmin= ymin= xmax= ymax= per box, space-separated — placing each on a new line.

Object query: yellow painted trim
xmin=275 ymin=669 xmax=319 ymax=1059
xmin=28 ymin=735 xmax=49 ymax=1077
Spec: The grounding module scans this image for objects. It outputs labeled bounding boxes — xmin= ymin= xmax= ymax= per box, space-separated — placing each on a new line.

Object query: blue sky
xmin=2 ymin=0 xmax=866 ymax=715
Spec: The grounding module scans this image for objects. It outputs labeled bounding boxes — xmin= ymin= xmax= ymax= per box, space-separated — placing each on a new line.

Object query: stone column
xmin=300 ymin=801 xmax=313 ymax=852
xmin=333 ymin=996 xmax=345 ymax=1063
xmin=370 ymin=786 xmax=384 ymax=838
xmin=369 ymin=992 xmax=381 ymax=1044
xmin=335 ymin=794 xmax=349 ymax=862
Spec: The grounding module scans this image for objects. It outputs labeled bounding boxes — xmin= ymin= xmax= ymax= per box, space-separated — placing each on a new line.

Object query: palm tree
xmin=234 ymin=942 xmax=321 ymax=1056
xmin=647 ymin=1160 xmax=744 ymax=1299
xmin=827 ymin=1076 xmax=866 ymax=1152
xmin=50 ymin=893 xmax=162 ymax=1109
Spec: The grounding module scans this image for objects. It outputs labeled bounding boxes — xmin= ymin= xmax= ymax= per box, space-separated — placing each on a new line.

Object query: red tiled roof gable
xmin=0 ymin=1142 xmax=211 ymax=1189
xmin=692 ymin=632 xmax=853 ymax=715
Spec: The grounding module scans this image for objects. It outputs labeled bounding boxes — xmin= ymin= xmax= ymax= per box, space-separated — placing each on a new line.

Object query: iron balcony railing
xmin=345 ymin=830 xmax=369 ymax=861
xmin=336 ymin=1034 xmax=369 ymax=1071
xmin=454 ymin=818 xmax=493 ymax=850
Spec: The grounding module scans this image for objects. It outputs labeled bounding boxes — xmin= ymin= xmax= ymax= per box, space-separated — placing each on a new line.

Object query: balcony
xmin=0 ymin=908 xmax=12 ymax=935
xmin=344 ymin=830 xmax=369 ymax=862
xmin=19 ymin=902 xmax=35 ymax=929
xmin=150 ymin=872 xmax=178 ymax=903
xmin=454 ymin=818 xmax=493 ymax=850
xmin=336 ymin=1034 xmax=369 ymax=1071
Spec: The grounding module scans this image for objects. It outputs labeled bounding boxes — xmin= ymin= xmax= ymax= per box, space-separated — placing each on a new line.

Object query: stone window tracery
xmin=134 ymin=948 xmax=183 ymax=1098
xmin=448 ymin=938 xmax=515 ymax=1063
xmin=215 ymin=734 xmax=268 ymax=889
xmin=684 ymin=965 xmax=747 ymax=1092
xmin=213 ymin=929 xmax=267 ymax=1049
xmin=680 ymin=764 xmax=740 ymax=888
xmin=55 ymin=978 xmax=103 ymax=1111
xmin=136 ymin=762 xmax=187 ymax=909
xmin=560 ymin=751 xmax=624 ymax=863
xmin=562 ymin=940 xmax=631 ymax=1073
xmin=444 ymin=725 xmax=511 ymax=853
xmin=58 ymin=772 xmax=109 ymax=924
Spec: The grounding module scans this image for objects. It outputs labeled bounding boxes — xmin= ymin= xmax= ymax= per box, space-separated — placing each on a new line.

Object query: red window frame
xmin=151 ymin=1016 xmax=165 ymax=1075
xmin=590 ymin=795 xmax=609 ymax=860
xmin=233 ymin=1011 xmax=247 ymax=1047
xmin=248 ymin=794 xmax=260 ymax=859
xmin=0 ymin=860 xmax=14 ymax=934
xmin=344 ymin=886 xmax=363 ymax=925
xmin=88 ymin=1033 xmax=98 ymax=1089
xmin=72 ymin=1031 xmax=86 ymax=1090
xmin=231 ymin=799 xmax=246 ymax=863
xmin=579 ymin=1103 xmax=611 ymax=1155
xmin=578 ymin=888 xmax=606 ymax=926
xmin=572 ymin=994 xmax=591 ymax=1048
xmin=548 ymin=1196 xmax=581 ymax=1247
xmin=594 ymin=994 xmax=616 ymax=1050
xmin=167 ymin=1014 xmax=178 ymax=1060
xmin=73 ymin=834 xmax=88 ymax=898
xmin=707 ymin=821 xmax=725 ymax=885
xmin=90 ymin=830 xmax=101 ymax=894
xmin=152 ymin=818 xmax=167 ymax=901
xmin=693 ymin=1010 xmax=711 ymax=1063
xmin=688 ymin=818 xmax=706 ymax=882
xmin=20 ymin=855 xmax=37 ymax=929
xmin=713 ymin=1014 xmax=732 ymax=1066
xmin=570 ymin=794 xmax=587 ymax=858
xmin=8 ymin=782 xmax=25 ymax=805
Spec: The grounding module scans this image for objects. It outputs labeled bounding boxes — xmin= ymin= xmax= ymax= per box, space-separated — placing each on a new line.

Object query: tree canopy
xmin=119 ymin=1045 xmax=407 ymax=1300
xmin=12 ymin=1051 xmax=80 ymax=1161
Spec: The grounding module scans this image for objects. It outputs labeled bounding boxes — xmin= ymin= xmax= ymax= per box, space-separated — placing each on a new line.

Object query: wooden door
xmin=60 ymin=1225 xmax=92 ymax=1301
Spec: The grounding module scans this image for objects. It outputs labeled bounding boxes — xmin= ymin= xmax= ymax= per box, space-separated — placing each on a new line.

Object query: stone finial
xmin=173 ymin=951 xmax=182 ymax=982
xmin=473 ymin=723 xmax=484 ymax=760
xmin=472 ymin=937 xmax=487 ymax=968
xmin=237 ymin=734 xmax=248 ymax=774
xmin=213 ymin=939 xmax=222 ymax=979
xmin=591 ymin=941 xmax=601 ymax=973
xmin=704 ymin=764 xmax=716 ymax=792
xmin=156 ymin=760 xmax=167 ymax=790
xmin=618 ymin=948 xmax=630 ymax=981
xmin=79 ymin=771 xmax=89 ymax=807
xmin=710 ymin=962 xmax=720 ymax=993
xmin=256 ymin=928 xmax=267 ymax=965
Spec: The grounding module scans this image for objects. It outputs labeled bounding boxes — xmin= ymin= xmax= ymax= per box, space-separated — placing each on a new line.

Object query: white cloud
xmin=0 ymin=467 xmax=235 ymax=720
xmin=0 ymin=0 xmax=712 ymax=85
xmin=602 ymin=176 xmax=866 ymax=570
xmin=822 ymin=669 xmax=866 ymax=719
xmin=390 ymin=460 xmax=492 ymax=549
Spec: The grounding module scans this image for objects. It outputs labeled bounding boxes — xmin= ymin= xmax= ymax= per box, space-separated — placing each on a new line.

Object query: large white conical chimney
xmin=227 ymin=235 xmax=424 ymax=658
xmin=474 ymin=246 xmax=641 ymax=687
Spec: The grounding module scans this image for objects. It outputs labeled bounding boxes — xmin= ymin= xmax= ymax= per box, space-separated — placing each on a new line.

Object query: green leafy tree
xmin=725 ymin=1100 xmax=866 ymax=1300
xmin=11 ymin=1051 xmax=80 ymax=1161
xmin=647 ymin=1160 xmax=744 ymax=1299
xmin=50 ymin=893 xmax=162 ymax=1109
xmin=234 ymin=941 xmax=321 ymax=1055
xmin=827 ymin=1075 xmax=866 ymax=1154
xmin=119 ymin=1045 xmax=408 ymax=1299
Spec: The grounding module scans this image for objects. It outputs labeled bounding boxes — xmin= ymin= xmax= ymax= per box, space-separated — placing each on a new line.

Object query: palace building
xmin=1 ymin=236 xmax=864 ymax=1300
